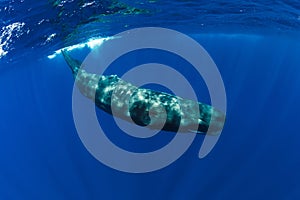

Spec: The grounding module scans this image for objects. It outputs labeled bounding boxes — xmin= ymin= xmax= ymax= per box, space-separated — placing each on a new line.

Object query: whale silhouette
xmin=62 ymin=50 xmax=225 ymax=135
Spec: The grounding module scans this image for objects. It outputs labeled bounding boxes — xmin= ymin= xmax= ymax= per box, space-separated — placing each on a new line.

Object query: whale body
xmin=62 ymin=50 xmax=225 ymax=135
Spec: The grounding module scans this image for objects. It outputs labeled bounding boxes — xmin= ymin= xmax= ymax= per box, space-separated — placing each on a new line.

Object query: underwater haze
xmin=0 ymin=0 xmax=300 ymax=199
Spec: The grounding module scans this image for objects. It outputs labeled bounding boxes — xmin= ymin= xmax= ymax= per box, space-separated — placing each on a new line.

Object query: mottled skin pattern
xmin=62 ymin=50 xmax=225 ymax=135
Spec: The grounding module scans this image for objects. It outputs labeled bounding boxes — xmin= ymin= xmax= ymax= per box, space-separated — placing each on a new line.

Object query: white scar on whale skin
xmin=62 ymin=50 xmax=225 ymax=135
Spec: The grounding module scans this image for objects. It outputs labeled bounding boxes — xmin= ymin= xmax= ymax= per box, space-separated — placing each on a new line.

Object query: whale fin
xmin=61 ymin=50 xmax=81 ymax=77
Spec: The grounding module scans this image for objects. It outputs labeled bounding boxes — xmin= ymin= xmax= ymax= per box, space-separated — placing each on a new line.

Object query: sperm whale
xmin=62 ymin=50 xmax=225 ymax=135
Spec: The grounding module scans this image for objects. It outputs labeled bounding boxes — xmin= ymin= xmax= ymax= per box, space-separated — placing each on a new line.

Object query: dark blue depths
xmin=0 ymin=34 xmax=300 ymax=199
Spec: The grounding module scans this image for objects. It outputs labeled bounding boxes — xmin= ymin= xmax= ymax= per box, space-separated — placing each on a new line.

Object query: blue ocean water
xmin=0 ymin=0 xmax=300 ymax=199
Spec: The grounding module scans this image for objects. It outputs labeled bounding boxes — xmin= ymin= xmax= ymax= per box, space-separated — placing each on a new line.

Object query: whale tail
xmin=61 ymin=50 xmax=81 ymax=77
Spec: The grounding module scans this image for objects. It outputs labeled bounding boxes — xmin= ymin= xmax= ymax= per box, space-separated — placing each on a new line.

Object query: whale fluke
xmin=61 ymin=50 xmax=80 ymax=77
